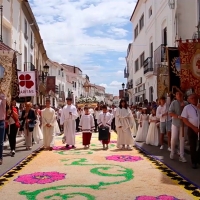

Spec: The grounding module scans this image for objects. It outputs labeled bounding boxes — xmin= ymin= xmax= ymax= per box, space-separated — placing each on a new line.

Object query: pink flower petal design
xmin=106 ymin=155 xmax=143 ymax=162
xmin=136 ymin=196 xmax=179 ymax=200
xmin=14 ymin=172 xmax=66 ymax=185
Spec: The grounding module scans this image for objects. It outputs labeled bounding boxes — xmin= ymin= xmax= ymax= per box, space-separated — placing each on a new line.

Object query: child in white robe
xmin=79 ymin=106 xmax=95 ymax=148
xmin=146 ymin=109 xmax=159 ymax=146
xmin=98 ymin=105 xmax=112 ymax=150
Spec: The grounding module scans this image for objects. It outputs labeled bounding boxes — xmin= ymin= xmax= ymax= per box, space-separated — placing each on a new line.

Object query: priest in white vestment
xmin=116 ymin=99 xmax=135 ymax=150
xmin=42 ymin=99 xmax=56 ymax=151
xmin=60 ymin=97 xmax=78 ymax=148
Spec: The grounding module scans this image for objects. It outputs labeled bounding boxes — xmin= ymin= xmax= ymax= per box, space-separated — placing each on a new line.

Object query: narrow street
xmin=0 ymin=133 xmax=198 ymax=200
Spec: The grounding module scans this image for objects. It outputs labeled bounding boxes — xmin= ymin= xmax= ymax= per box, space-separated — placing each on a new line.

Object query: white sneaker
xmin=179 ymin=156 xmax=187 ymax=163
xmin=170 ymin=153 xmax=174 ymax=160
xmin=176 ymin=149 xmax=180 ymax=155
xmin=127 ymin=146 xmax=132 ymax=150
xmin=160 ymin=145 xmax=164 ymax=150
xmin=168 ymin=147 xmax=171 ymax=151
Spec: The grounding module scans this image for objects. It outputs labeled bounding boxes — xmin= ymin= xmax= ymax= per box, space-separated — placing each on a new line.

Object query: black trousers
xmin=76 ymin=117 xmax=80 ymax=132
xmin=111 ymin=118 xmax=116 ymax=131
xmin=94 ymin=119 xmax=98 ymax=132
xmin=188 ymin=127 xmax=200 ymax=165
xmin=8 ymin=124 xmax=18 ymax=151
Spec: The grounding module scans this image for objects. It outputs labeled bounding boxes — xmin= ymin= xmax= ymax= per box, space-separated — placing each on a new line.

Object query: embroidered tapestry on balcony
xmin=0 ymin=47 xmax=19 ymax=103
xmin=178 ymin=39 xmax=200 ymax=95
xmin=168 ymin=47 xmax=180 ymax=92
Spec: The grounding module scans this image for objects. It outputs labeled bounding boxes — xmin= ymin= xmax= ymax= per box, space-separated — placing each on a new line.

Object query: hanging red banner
xmin=178 ymin=39 xmax=200 ymax=95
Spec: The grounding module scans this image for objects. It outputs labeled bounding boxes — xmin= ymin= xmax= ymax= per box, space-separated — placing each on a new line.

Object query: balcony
xmin=154 ymin=44 xmax=166 ymax=75
xmin=143 ymin=57 xmax=153 ymax=77
xmin=127 ymin=79 xmax=133 ymax=89
xmin=124 ymin=67 xmax=129 ymax=78
xmin=24 ymin=62 xmax=35 ymax=71
xmin=55 ymin=85 xmax=59 ymax=94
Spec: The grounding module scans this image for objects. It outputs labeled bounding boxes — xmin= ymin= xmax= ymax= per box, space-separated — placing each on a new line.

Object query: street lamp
xmin=39 ymin=63 xmax=50 ymax=83
xmin=43 ymin=63 xmax=49 ymax=76
xmin=122 ymin=83 xmax=125 ymax=98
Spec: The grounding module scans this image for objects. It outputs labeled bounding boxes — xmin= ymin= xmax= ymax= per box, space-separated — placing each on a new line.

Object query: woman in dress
xmin=135 ymin=108 xmax=149 ymax=142
xmin=33 ymin=105 xmax=43 ymax=144
xmin=115 ymin=99 xmax=135 ymax=150
xmin=146 ymin=108 xmax=159 ymax=146
xmin=21 ymin=102 xmax=36 ymax=150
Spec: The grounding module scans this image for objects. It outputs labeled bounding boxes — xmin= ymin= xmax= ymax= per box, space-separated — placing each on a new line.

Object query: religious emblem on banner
xmin=18 ymin=71 xmax=36 ymax=97
xmin=178 ymin=40 xmax=200 ymax=95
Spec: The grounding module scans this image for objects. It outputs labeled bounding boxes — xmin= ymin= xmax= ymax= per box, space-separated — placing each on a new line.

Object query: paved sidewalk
xmin=135 ymin=141 xmax=200 ymax=187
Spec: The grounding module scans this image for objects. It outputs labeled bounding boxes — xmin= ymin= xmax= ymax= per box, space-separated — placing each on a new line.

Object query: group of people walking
xmin=0 ymin=91 xmax=200 ymax=170
xmin=133 ymin=92 xmax=200 ymax=169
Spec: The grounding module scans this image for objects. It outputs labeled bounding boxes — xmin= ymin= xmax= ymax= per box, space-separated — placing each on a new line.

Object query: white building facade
xmin=127 ymin=0 xmax=197 ymax=104
xmin=1 ymin=0 xmax=48 ymax=105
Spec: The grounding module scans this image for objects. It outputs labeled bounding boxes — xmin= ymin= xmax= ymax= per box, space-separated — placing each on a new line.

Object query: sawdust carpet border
xmin=0 ymin=146 xmax=44 ymax=188
xmin=135 ymin=144 xmax=200 ymax=199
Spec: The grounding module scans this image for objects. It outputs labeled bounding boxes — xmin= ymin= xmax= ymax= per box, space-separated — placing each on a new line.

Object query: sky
xmin=29 ymin=0 xmax=137 ymax=95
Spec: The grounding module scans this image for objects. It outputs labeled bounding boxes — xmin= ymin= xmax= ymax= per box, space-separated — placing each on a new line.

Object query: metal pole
xmin=0 ymin=5 xmax=3 ymax=42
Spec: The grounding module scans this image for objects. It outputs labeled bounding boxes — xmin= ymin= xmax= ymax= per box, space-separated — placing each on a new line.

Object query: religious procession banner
xmin=0 ymin=50 xmax=16 ymax=103
xmin=178 ymin=40 xmax=200 ymax=95
xmin=18 ymin=71 xmax=36 ymax=97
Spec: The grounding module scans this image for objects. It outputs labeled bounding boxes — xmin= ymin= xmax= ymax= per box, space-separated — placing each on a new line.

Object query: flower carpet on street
xmin=106 ymin=155 xmax=143 ymax=162
xmin=0 ymin=132 xmax=197 ymax=200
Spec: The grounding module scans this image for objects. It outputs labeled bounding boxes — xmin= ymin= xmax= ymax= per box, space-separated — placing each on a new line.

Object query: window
xmin=149 ymin=7 xmax=152 ymax=18
xmin=62 ymin=71 xmax=64 ymax=77
xmin=62 ymin=84 xmax=64 ymax=91
xmin=140 ymin=52 xmax=145 ymax=68
xmin=30 ymin=54 xmax=33 ymax=63
xmin=135 ymin=59 xmax=139 ymax=72
xmin=150 ymin=42 xmax=153 ymax=57
xmin=58 ymin=70 xmax=60 ymax=75
xmin=134 ymin=25 xmax=138 ymax=39
xmin=139 ymin=14 xmax=144 ymax=30
xmin=24 ymin=46 xmax=27 ymax=71
xmin=24 ymin=19 xmax=28 ymax=39
xmin=149 ymin=86 xmax=154 ymax=102
xmin=163 ymin=27 xmax=167 ymax=46
xmin=30 ymin=32 xmax=33 ymax=49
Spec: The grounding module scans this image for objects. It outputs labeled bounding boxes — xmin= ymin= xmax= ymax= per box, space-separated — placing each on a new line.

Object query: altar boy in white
xmin=60 ymin=97 xmax=78 ymax=148
xmin=79 ymin=106 xmax=95 ymax=149
xmin=42 ymin=99 xmax=56 ymax=151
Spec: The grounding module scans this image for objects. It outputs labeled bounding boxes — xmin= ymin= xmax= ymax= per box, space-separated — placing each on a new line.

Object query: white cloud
xmin=30 ymin=0 xmax=136 ymax=94
xmin=118 ymin=57 xmax=125 ymax=61
xmin=116 ymin=70 xmax=124 ymax=75
xmin=110 ymin=81 xmax=122 ymax=86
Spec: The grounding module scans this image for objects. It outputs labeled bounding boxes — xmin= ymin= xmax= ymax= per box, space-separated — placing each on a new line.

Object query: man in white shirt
xmin=156 ymin=97 xmax=171 ymax=151
xmin=182 ymin=94 xmax=200 ymax=169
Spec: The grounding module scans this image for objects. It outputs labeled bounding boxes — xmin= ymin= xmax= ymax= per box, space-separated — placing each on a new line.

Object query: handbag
xmin=98 ymin=126 xmax=109 ymax=140
xmin=28 ymin=122 xmax=36 ymax=129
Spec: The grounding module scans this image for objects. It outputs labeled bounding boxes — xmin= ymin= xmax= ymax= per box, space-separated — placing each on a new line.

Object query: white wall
xmin=129 ymin=0 xmax=197 ymax=104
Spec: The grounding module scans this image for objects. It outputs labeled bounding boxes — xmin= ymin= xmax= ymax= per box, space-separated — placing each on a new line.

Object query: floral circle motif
xmin=136 ymin=195 xmax=180 ymax=200
xmin=14 ymin=172 xmax=66 ymax=184
xmin=52 ymin=146 xmax=72 ymax=151
xmin=106 ymin=155 xmax=143 ymax=162
xmin=110 ymin=140 xmax=117 ymax=143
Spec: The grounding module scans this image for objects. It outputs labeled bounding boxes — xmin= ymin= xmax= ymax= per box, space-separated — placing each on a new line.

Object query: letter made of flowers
xmin=136 ymin=195 xmax=180 ymax=200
